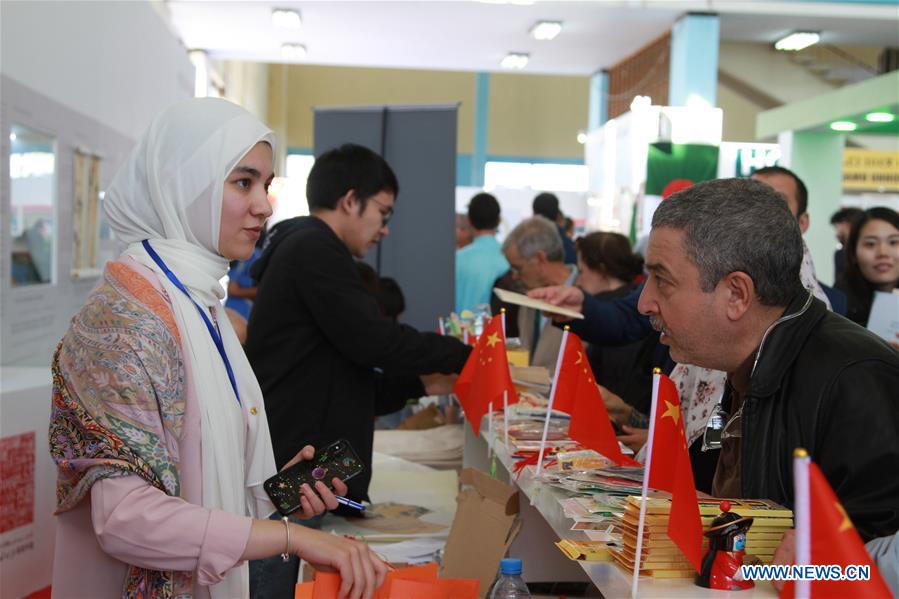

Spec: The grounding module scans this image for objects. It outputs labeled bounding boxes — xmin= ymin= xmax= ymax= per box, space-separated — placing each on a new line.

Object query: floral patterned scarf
xmin=49 ymin=262 xmax=192 ymax=597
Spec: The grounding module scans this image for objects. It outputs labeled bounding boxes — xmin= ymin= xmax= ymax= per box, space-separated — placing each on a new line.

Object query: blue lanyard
xmin=142 ymin=240 xmax=241 ymax=405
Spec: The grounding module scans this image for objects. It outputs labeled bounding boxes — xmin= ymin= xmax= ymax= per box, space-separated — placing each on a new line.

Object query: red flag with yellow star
xmin=551 ymin=332 xmax=639 ymax=467
xmin=780 ymin=458 xmax=891 ymax=598
xmin=645 ymin=373 xmax=704 ymax=571
xmin=453 ymin=315 xmax=517 ymax=435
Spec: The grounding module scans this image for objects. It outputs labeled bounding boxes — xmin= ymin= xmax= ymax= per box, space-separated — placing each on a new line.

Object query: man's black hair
xmin=306 ymin=144 xmax=399 ymax=214
xmin=753 ymin=166 xmax=808 ymax=217
xmin=467 ymin=192 xmax=501 ymax=231
xmin=533 ymin=192 xmax=561 ymax=221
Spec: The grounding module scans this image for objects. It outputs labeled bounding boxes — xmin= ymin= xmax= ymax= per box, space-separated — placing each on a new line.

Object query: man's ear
xmin=337 ymin=189 xmax=358 ymax=215
xmin=798 ymin=212 xmax=810 ymax=235
xmin=532 ymin=250 xmax=548 ymax=266
xmin=722 ymin=271 xmax=755 ymax=321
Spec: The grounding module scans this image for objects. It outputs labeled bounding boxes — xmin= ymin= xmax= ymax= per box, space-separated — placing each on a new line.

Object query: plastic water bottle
xmin=488 ymin=558 xmax=531 ymax=599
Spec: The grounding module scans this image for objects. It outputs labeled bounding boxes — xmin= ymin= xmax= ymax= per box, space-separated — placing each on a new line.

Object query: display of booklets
xmin=559 ymin=497 xmax=622 ymax=522
xmin=609 ymin=496 xmax=793 ymax=578
xmin=556 ymin=539 xmax=618 ymax=562
xmin=595 ymin=466 xmax=644 ymax=483
xmin=555 ymin=450 xmax=614 ymax=472
xmin=559 ymin=472 xmax=644 ymax=495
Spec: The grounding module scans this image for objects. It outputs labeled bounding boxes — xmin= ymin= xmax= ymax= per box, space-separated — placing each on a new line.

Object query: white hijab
xmin=105 ymin=98 xmax=277 ymax=598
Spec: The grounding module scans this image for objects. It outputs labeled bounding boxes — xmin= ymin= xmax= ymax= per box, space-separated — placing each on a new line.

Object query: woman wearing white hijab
xmin=49 ymin=98 xmax=386 ymax=599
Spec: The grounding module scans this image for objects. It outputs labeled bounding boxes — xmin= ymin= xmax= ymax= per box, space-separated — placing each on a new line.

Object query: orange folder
xmin=299 ymin=563 xmax=478 ymax=599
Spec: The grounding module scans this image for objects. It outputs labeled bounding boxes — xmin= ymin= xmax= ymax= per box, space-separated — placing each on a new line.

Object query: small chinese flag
xmin=645 ymin=372 xmax=704 ymax=572
xmin=453 ymin=315 xmax=516 ymax=435
xmin=780 ymin=454 xmax=891 ymax=598
xmin=551 ymin=332 xmax=639 ymax=467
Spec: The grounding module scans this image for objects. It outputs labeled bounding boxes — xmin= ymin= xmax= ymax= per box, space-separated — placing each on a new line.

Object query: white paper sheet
xmin=493 ymin=287 xmax=585 ymax=319
xmin=867 ymin=290 xmax=899 ymax=344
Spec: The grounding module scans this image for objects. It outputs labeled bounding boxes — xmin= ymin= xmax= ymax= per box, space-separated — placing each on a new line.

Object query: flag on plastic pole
xmin=453 ymin=314 xmax=517 ymax=436
xmin=550 ymin=331 xmax=640 ymax=467
xmin=632 ymin=371 xmax=703 ymax=598
xmin=535 ymin=327 xmax=570 ymax=476
xmin=780 ymin=449 xmax=891 ymax=599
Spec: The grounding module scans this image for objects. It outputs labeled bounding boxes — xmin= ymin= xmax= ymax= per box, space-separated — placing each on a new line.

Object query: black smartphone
xmin=263 ymin=438 xmax=365 ymax=517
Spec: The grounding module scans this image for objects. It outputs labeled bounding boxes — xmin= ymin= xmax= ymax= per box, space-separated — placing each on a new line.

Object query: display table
xmin=463 ymin=424 xmax=778 ymax=598
xmin=321 ymin=451 xmax=458 ymax=544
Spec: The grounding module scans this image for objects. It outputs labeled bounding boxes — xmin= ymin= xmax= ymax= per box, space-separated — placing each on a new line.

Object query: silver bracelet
xmin=280 ymin=516 xmax=291 ymax=562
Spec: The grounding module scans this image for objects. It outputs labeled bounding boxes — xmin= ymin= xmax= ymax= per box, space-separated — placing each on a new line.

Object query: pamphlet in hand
xmin=493 ymin=287 xmax=585 ymax=320
xmin=867 ymin=290 xmax=899 ymax=344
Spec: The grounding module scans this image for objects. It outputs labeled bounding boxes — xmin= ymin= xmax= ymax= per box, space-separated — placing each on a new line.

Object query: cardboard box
xmin=440 ymin=468 xmax=522 ymax=598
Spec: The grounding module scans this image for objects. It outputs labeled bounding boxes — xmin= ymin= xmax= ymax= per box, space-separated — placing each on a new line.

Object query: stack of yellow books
xmin=610 ymin=497 xmax=793 ymax=578
xmin=555 ymin=539 xmax=616 ymax=562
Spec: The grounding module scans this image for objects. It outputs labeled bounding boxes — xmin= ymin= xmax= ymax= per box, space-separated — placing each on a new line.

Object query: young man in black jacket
xmin=245 ymin=144 xmax=469 ymax=505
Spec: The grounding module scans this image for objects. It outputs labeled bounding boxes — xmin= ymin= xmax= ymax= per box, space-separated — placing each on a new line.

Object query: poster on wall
xmin=0 ymin=432 xmax=36 ymax=579
xmin=0 ymin=432 xmax=35 ymax=535
xmin=72 ymin=148 xmax=102 ymax=278
xmin=631 ymin=142 xmax=719 ymax=246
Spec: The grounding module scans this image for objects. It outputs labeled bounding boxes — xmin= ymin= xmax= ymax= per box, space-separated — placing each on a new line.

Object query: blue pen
xmin=335 ymin=495 xmax=366 ymax=511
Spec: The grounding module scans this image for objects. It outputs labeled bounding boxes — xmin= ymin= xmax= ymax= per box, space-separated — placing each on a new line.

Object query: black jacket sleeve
xmin=814 ymin=359 xmax=899 ymax=541
xmin=374 ymin=374 xmax=426 ymax=416
xmin=565 ymin=283 xmax=654 ymax=347
xmin=287 ymin=230 xmax=471 ymax=376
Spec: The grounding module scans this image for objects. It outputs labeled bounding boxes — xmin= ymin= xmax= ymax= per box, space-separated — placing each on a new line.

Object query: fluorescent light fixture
xmin=774 ymin=31 xmax=820 ymax=52
xmin=530 ymin=21 xmax=562 ymax=41
xmin=577 ymin=132 xmax=587 ymax=144
xmin=865 ymin=112 xmax=896 ymax=123
xmin=281 ymin=44 xmax=307 ymax=61
xmin=272 ymin=8 xmax=302 ymax=30
xmin=501 ymin=52 xmax=529 ymax=69
xmin=830 ymin=121 xmax=857 ymax=132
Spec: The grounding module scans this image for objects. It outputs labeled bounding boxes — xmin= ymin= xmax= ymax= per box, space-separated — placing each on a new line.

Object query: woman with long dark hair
xmin=836 ymin=207 xmax=899 ymax=327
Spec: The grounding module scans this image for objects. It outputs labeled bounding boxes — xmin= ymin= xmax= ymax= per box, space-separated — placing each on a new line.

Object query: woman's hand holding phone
xmin=281 ymin=444 xmax=349 ymax=519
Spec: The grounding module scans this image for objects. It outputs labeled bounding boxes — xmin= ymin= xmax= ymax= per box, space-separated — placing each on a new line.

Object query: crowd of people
xmin=48 ymin=96 xmax=898 ymax=599
xmin=456 ymin=167 xmax=898 ymax=591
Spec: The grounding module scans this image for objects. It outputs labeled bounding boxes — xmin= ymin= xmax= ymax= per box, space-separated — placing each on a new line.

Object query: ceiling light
xmin=530 ymin=21 xmax=562 ymax=41
xmin=272 ymin=8 xmax=302 ymax=30
xmin=830 ymin=121 xmax=857 ymax=132
xmin=9 ymin=132 xmax=16 ymax=142
xmin=501 ymin=52 xmax=529 ymax=70
xmin=865 ymin=112 xmax=896 ymax=123
xmin=774 ymin=31 xmax=820 ymax=52
xmin=577 ymin=132 xmax=587 ymax=144
xmin=281 ymin=44 xmax=307 ymax=61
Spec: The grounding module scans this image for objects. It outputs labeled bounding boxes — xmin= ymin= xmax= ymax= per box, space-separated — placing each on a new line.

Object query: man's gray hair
xmin=503 ymin=216 xmax=564 ymax=263
xmin=652 ymin=178 xmax=803 ymax=306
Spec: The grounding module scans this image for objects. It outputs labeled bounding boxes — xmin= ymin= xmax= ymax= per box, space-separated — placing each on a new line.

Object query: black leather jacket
xmin=725 ymin=291 xmax=899 ymax=542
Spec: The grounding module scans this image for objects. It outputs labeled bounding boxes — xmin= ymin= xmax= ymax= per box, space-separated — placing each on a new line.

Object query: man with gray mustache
xmin=539 ymin=178 xmax=899 ymax=568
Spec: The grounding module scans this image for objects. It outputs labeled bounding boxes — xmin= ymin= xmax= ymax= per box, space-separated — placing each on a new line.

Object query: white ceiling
xmin=165 ymin=0 xmax=899 ymax=76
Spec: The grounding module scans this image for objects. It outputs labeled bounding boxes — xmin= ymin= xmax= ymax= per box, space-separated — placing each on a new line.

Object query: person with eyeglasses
xmin=244 ymin=144 xmax=470 ymax=598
